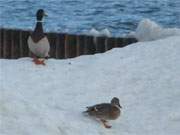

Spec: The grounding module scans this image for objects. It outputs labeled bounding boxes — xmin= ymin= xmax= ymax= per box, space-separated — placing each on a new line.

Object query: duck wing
xmin=85 ymin=103 xmax=111 ymax=114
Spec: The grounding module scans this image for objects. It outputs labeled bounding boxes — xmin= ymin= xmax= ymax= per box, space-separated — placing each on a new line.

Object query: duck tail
xmin=82 ymin=110 xmax=88 ymax=113
xmin=82 ymin=110 xmax=90 ymax=116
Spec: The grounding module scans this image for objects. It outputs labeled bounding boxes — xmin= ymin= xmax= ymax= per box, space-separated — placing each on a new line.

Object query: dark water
xmin=0 ymin=0 xmax=180 ymax=36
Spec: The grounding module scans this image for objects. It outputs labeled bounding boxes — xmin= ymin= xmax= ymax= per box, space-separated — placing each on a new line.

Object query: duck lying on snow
xmin=84 ymin=97 xmax=122 ymax=128
xmin=28 ymin=9 xmax=50 ymax=65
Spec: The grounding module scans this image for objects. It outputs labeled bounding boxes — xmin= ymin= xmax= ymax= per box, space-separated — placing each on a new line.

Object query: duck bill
xmin=44 ymin=12 xmax=48 ymax=17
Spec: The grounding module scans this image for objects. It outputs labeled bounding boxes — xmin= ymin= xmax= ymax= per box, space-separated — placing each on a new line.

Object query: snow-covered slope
xmin=1 ymin=36 xmax=180 ymax=134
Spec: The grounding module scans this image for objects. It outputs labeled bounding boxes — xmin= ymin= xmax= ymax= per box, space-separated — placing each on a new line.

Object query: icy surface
xmin=129 ymin=19 xmax=180 ymax=41
xmin=1 ymin=36 xmax=180 ymax=135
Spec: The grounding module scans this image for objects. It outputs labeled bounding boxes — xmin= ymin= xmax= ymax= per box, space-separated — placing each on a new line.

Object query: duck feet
xmin=100 ymin=119 xmax=112 ymax=129
xmin=33 ymin=58 xmax=46 ymax=65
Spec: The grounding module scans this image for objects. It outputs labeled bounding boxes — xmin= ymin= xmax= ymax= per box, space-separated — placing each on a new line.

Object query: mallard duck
xmin=84 ymin=97 xmax=122 ymax=128
xmin=28 ymin=9 xmax=50 ymax=65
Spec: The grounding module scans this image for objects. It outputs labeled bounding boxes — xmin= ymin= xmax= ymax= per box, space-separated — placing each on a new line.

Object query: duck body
xmin=86 ymin=103 xmax=120 ymax=120
xmin=84 ymin=97 xmax=122 ymax=128
xmin=28 ymin=9 xmax=50 ymax=65
xmin=28 ymin=36 xmax=50 ymax=58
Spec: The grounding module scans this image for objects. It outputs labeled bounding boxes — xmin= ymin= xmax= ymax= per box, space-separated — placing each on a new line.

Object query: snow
xmin=1 ymin=22 xmax=180 ymax=135
xmin=128 ymin=19 xmax=180 ymax=41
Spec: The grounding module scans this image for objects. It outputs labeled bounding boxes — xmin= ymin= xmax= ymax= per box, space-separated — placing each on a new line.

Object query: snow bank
xmin=1 ymin=36 xmax=180 ymax=135
xmin=129 ymin=19 xmax=180 ymax=41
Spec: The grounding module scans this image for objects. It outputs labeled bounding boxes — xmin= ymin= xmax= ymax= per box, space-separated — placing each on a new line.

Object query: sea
xmin=0 ymin=0 xmax=179 ymax=36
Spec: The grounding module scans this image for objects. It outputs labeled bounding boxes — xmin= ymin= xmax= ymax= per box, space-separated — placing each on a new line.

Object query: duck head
xmin=36 ymin=9 xmax=47 ymax=21
xmin=111 ymin=97 xmax=122 ymax=108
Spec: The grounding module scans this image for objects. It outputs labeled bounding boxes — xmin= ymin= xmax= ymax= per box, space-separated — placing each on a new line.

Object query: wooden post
xmin=56 ymin=33 xmax=65 ymax=59
xmin=96 ymin=36 xmax=106 ymax=53
xmin=116 ymin=37 xmax=125 ymax=48
xmin=116 ymin=37 xmax=138 ymax=48
xmin=11 ymin=29 xmax=20 ymax=58
xmin=106 ymin=37 xmax=116 ymax=51
xmin=0 ymin=28 xmax=138 ymax=60
xmin=65 ymin=34 xmax=77 ymax=58
xmin=123 ymin=38 xmax=138 ymax=46
xmin=3 ymin=29 xmax=12 ymax=58
xmin=76 ymin=35 xmax=85 ymax=56
xmin=47 ymin=32 xmax=57 ymax=58
xmin=27 ymin=31 xmax=33 ymax=58
xmin=19 ymin=30 xmax=30 ymax=57
xmin=84 ymin=36 xmax=95 ymax=55
xmin=0 ymin=29 xmax=3 ymax=58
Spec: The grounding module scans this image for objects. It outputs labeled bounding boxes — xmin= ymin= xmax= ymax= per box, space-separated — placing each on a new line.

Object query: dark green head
xmin=36 ymin=9 xmax=47 ymax=21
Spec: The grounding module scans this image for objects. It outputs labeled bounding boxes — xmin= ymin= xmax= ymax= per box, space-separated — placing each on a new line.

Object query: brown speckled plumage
xmin=84 ymin=97 xmax=122 ymax=128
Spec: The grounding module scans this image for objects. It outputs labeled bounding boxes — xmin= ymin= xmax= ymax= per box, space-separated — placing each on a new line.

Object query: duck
xmin=28 ymin=9 xmax=50 ymax=65
xmin=84 ymin=97 xmax=122 ymax=128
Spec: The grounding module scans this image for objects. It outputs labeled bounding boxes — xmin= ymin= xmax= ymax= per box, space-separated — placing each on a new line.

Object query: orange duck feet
xmin=101 ymin=120 xmax=112 ymax=129
xmin=33 ymin=58 xmax=46 ymax=65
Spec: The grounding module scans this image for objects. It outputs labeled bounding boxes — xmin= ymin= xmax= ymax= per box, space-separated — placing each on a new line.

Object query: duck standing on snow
xmin=84 ymin=97 xmax=122 ymax=128
xmin=28 ymin=9 xmax=50 ymax=65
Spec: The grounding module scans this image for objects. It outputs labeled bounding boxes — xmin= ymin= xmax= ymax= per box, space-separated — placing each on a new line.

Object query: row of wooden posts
xmin=0 ymin=28 xmax=138 ymax=59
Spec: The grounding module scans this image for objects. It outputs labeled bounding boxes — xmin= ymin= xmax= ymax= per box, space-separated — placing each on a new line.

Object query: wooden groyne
xmin=0 ymin=28 xmax=138 ymax=59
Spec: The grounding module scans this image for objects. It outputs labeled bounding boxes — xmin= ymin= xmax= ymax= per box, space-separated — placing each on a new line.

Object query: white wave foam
xmin=129 ymin=19 xmax=180 ymax=41
xmin=89 ymin=28 xmax=111 ymax=37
